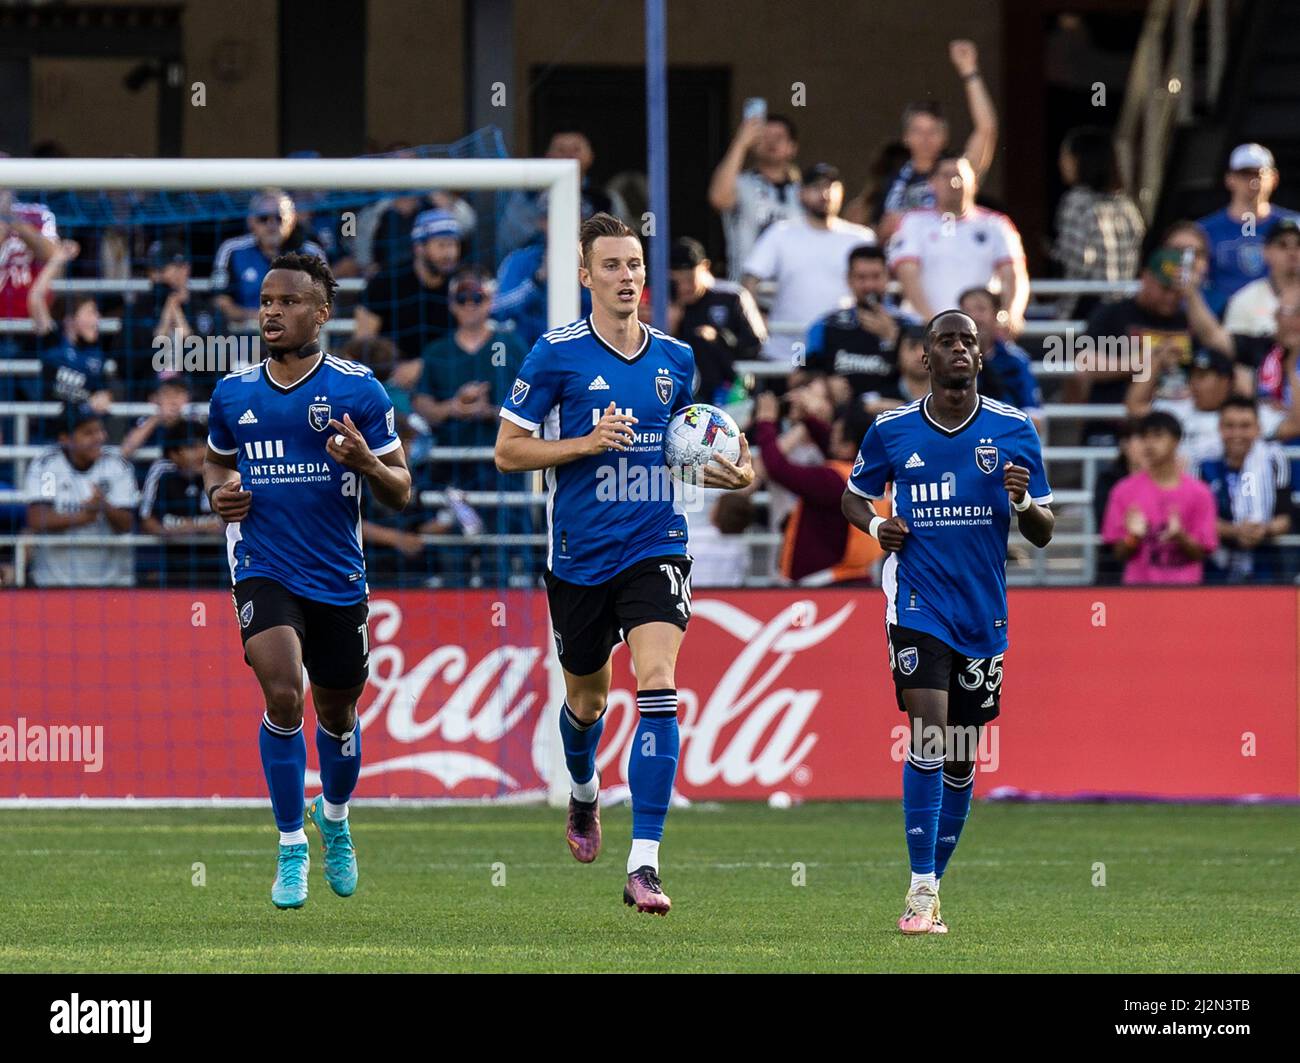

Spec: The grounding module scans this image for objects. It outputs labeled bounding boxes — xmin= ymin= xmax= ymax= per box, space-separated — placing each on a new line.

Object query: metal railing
xmin=1115 ymin=0 xmax=1231 ymax=224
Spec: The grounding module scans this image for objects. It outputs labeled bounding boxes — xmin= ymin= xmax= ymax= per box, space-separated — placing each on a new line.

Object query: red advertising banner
xmin=1 ymin=588 xmax=1296 ymax=800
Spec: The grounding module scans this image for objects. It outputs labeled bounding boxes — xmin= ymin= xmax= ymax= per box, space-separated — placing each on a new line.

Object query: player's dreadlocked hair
xmin=270 ymin=251 xmax=338 ymax=307
xmin=579 ymin=212 xmax=639 ymax=267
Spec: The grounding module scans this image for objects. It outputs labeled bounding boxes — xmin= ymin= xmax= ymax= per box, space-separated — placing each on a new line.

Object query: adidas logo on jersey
xmin=238 ymin=409 xmax=258 ymax=425
xmin=980 ymin=694 xmax=994 ymax=709
xmin=904 ymin=452 xmax=925 ymax=469
xmin=588 ymin=375 xmax=610 ymax=390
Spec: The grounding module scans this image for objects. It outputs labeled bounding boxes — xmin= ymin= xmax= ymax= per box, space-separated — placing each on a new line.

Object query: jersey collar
xmin=921 ymin=392 xmax=982 ymax=436
xmin=263 ymin=346 xmax=324 ymax=393
xmin=587 ymin=315 xmax=650 ymax=364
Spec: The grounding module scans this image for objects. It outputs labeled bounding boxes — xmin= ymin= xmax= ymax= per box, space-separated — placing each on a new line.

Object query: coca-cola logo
xmin=310 ymin=595 xmax=856 ymax=797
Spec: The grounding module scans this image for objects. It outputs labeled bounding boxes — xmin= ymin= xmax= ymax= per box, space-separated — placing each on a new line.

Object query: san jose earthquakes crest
xmin=975 ymin=438 xmax=999 ymax=475
xmin=655 ymin=374 xmax=673 ymax=405
xmin=896 ymin=646 xmax=919 ymax=676
xmin=308 ymin=402 xmax=331 ymax=432
xmin=239 ymin=600 xmax=254 ymax=629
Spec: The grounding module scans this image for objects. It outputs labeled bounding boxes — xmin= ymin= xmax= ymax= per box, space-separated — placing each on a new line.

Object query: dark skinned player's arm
xmin=841 ymin=489 xmax=883 ymax=534
xmin=1015 ymin=500 xmax=1055 ymax=548
xmin=203 ymin=447 xmax=240 ymax=494
xmin=364 ymin=448 xmax=411 ymax=510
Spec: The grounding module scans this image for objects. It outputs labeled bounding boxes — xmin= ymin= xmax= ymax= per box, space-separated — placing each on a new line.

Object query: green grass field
xmin=1 ymin=802 xmax=1296 ymax=973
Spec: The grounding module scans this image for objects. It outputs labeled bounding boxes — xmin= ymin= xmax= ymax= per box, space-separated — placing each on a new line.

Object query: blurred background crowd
xmin=2 ymin=4 xmax=1297 ymax=591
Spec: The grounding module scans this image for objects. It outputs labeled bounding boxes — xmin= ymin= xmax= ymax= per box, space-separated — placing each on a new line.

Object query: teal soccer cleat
xmin=308 ymin=798 xmax=358 ymax=897
xmin=271 ymin=843 xmax=309 ymax=909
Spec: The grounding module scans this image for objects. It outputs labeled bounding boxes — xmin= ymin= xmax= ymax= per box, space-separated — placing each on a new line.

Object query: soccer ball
xmin=664 ymin=403 xmax=742 ymax=483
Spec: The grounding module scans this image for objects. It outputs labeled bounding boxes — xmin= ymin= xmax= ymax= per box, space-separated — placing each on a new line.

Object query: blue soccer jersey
xmin=499 ymin=315 xmax=696 ymax=584
xmin=207 ymin=351 xmax=401 ymax=604
xmin=847 ymin=395 xmax=1053 ymax=658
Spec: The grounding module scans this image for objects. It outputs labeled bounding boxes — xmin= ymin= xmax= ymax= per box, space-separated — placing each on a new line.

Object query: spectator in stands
xmin=23 ymin=404 xmax=139 ymax=587
xmin=843 ymin=141 xmax=911 ymax=228
xmin=804 ymin=245 xmax=911 ymax=409
xmin=1051 ymin=126 xmax=1145 ymax=319
xmin=341 ymin=334 xmax=413 ymax=415
xmin=888 ymin=155 xmax=1028 ymax=333
xmin=138 ymin=419 xmax=224 ymax=586
xmin=1223 ymin=217 xmax=1300 ymax=338
xmin=1092 ymin=418 xmax=1144 ymax=585
xmin=872 ymin=40 xmax=998 ymax=244
xmin=1101 ymin=410 xmax=1217 ymax=585
xmin=685 ymin=491 xmax=755 ymax=588
xmin=1179 ymin=280 xmax=1297 ymax=438
xmin=120 ymin=377 xmax=193 ymax=462
xmin=415 ymin=266 xmax=527 ymax=489
xmin=958 ymin=286 xmax=1044 ymax=424
xmin=1197 ymin=143 xmax=1299 ymax=316
xmin=357 ymin=188 xmax=477 ymax=277
xmin=708 ymin=113 xmax=802 ymax=282
xmin=498 ymin=131 xmax=629 ymax=256
xmin=355 ymin=208 xmax=460 ymax=376
xmin=29 ymin=294 xmax=114 ymax=415
xmin=0 ymin=188 xmax=58 ymax=335
xmin=1070 ymin=248 xmax=1236 ymax=445
xmin=361 ymin=413 xmax=453 ymax=587
xmin=1126 ymin=347 xmax=1234 ymax=467
xmin=120 ymin=239 xmax=214 ymax=400
xmin=668 ymin=237 xmax=766 ymax=405
xmin=890 ymin=323 xmax=932 ymax=407
xmin=743 ymin=163 xmax=875 ymax=363
xmin=1238 ymin=287 xmax=1300 ymax=441
xmin=752 ymin=391 xmax=884 ymax=585
xmin=1199 ymin=396 xmax=1293 ymax=583
xmin=211 ymin=190 xmax=326 ymax=324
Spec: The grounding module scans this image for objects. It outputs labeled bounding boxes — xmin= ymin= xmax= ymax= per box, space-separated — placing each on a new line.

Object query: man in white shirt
xmin=887 ymin=155 xmax=1029 ymax=333
xmin=23 ymin=404 xmax=139 ymax=586
xmin=742 ymin=163 xmax=876 ymax=363
xmin=708 ymin=114 xmax=802 ymax=282
xmin=1223 ymin=218 xmax=1300 ymax=337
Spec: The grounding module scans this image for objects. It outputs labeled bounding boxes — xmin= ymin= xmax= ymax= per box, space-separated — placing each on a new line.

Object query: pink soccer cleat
xmin=623 ymin=866 xmax=672 ymax=915
xmin=565 ymin=776 xmax=602 ymax=863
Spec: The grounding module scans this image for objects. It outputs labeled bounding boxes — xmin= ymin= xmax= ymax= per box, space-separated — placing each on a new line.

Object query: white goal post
xmin=0 ymin=156 xmax=581 ymax=808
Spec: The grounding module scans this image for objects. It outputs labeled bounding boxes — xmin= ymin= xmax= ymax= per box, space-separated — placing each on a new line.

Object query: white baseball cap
xmin=1229 ymin=142 xmax=1275 ymax=171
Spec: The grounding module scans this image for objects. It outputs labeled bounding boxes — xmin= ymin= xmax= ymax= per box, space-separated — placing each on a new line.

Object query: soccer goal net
xmin=0 ymin=145 xmax=582 ymax=807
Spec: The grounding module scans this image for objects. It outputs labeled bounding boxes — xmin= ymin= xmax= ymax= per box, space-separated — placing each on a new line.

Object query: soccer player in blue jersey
xmin=203 ymin=252 xmax=411 ymax=908
xmin=494 ymin=213 xmax=754 ymax=914
xmin=842 ymin=310 xmax=1054 ymax=934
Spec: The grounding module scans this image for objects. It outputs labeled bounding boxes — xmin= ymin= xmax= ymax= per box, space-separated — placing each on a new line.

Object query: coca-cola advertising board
xmin=1 ymin=588 xmax=1295 ymax=800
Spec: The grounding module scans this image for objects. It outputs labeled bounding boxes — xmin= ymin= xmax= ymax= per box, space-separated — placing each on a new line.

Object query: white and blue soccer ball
xmin=664 ymin=403 xmax=742 ymax=483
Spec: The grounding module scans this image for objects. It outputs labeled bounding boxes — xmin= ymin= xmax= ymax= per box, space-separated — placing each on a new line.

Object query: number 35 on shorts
xmin=957 ymin=654 xmax=1004 ymax=692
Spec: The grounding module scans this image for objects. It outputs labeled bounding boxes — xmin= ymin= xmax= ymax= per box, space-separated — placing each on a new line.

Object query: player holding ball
xmin=495 ymin=213 xmax=753 ymax=914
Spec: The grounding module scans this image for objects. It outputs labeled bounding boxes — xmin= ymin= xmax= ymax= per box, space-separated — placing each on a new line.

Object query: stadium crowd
xmin=1 ymin=38 xmax=1297 ymax=590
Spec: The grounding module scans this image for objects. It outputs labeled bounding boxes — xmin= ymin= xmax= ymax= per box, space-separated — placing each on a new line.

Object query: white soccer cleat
xmin=898 ymin=881 xmax=939 ymax=934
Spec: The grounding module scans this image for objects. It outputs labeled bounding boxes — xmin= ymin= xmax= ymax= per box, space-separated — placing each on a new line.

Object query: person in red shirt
xmin=0 ymin=189 xmax=58 ymax=322
xmin=752 ymin=387 xmax=887 ymax=585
